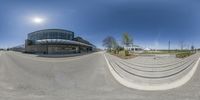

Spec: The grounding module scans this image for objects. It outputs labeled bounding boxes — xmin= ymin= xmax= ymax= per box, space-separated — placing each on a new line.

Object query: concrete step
xmin=105 ymin=53 xmax=199 ymax=85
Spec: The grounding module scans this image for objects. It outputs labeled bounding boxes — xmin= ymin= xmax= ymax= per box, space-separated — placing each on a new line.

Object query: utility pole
xmin=168 ymin=40 xmax=170 ymax=53
xmin=180 ymin=41 xmax=184 ymax=51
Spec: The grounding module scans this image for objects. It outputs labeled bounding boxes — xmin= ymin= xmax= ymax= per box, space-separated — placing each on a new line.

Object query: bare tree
xmin=102 ymin=36 xmax=118 ymax=51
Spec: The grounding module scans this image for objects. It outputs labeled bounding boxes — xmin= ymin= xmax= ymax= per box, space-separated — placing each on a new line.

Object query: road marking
xmin=104 ymin=53 xmax=200 ymax=91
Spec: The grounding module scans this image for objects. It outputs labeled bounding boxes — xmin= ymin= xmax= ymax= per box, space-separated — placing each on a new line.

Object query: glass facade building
xmin=25 ymin=29 xmax=95 ymax=54
xmin=28 ymin=29 xmax=74 ymax=43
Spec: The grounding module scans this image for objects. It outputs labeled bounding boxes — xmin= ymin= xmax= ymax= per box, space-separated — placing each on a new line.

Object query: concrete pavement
xmin=105 ymin=53 xmax=200 ymax=90
xmin=0 ymin=51 xmax=3 ymax=56
xmin=0 ymin=51 xmax=200 ymax=99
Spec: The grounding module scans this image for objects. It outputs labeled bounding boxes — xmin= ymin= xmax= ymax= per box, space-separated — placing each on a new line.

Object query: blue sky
xmin=0 ymin=0 xmax=200 ymax=49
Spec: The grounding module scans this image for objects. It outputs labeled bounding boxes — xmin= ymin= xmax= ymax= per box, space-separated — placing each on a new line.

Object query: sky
xmin=0 ymin=0 xmax=200 ymax=49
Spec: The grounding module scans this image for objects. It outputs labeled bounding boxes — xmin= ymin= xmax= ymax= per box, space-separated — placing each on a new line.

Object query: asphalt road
xmin=0 ymin=51 xmax=200 ymax=100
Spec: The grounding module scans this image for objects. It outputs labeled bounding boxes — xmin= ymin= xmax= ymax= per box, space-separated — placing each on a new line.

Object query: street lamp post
xmin=168 ymin=40 xmax=170 ymax=53
xmin=46 ymin=40 xmax=48 ymax=54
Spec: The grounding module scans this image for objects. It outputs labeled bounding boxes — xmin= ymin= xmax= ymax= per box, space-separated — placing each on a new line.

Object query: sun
xmin=33 ymin=17 xmax=44 ymax=24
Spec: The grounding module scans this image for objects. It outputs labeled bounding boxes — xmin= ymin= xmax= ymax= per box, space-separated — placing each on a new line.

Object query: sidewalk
xmin=37 ymin=52 xmax=94 ymax=58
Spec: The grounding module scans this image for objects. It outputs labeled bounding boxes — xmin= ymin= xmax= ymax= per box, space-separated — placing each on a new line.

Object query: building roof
xmin=28 ymin=29 xmax=74 ymax=35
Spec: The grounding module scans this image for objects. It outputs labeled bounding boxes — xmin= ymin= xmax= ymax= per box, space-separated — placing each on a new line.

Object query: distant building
xmin=144 ymin=47 xmax=151 ymax=51
xmin=10 ymin=44 xmax=25 ymax=52
xmin=124 ymin=43 xmax=143 ymax=52
xmin=25 ymin=29 xmax=95 ymax=54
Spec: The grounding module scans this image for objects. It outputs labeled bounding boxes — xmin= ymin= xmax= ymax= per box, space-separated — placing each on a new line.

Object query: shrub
xmin=125 ymin=50 xmax=130 ymax=56
xmin=119 ymin=50 xmax=130 ymax=56
xmin=176 ymin=52 xmax=194 ymax=58
xmin=111 ymin=50 xmax=117 ymax=54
